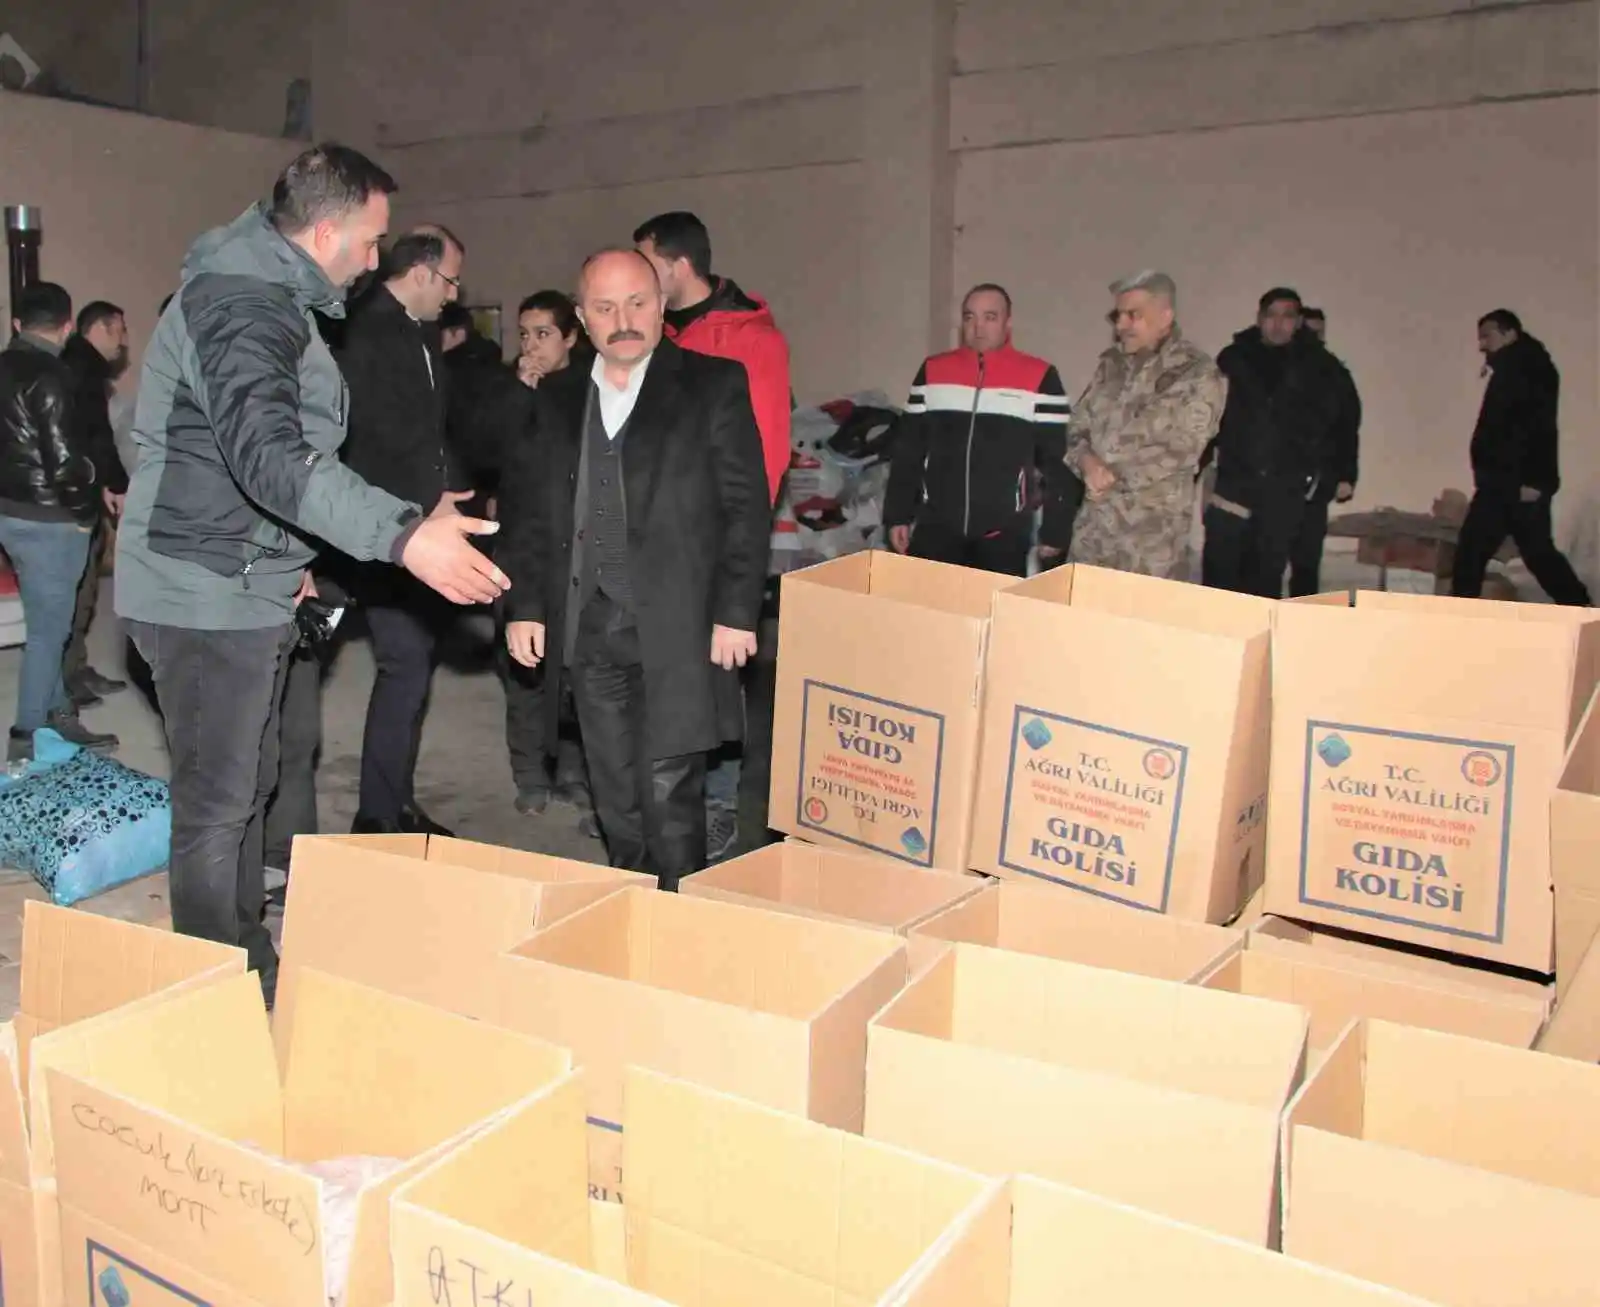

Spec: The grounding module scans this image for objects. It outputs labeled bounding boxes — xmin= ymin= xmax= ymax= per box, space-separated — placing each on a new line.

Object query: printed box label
xmin=796 ymin=681 xmax=944 ymax=866
xmin=996 ymin=705 xmax=1187 ymax=911
xmin=1298 ymin=721 xmax=1515 ymax=943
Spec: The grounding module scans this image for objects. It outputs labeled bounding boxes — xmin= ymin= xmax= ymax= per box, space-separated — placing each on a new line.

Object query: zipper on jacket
xmin=963 ymin=354 xmax=986 ymax=537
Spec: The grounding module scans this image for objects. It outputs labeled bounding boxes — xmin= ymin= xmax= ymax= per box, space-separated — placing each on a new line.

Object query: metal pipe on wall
xmin=4 ymin=206 xmax=42 ymax=338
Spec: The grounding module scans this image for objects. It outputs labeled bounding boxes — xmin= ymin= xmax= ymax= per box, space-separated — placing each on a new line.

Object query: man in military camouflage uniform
xmin=1064 ymin=271 xmax=1226 ymax=579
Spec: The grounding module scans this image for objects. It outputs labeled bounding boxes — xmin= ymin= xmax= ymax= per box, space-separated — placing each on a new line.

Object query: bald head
xmin=578 ymin=247 xmax=663 ymax=370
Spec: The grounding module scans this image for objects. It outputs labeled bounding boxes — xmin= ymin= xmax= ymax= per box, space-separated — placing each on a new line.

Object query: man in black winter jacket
xmin=1201 ymin=287 xmax=1356 ymax=597
xmin=338 ymin=224 xmax=473 ymax=835
xmin=1451 ymin=310 xmax=1589 ymax=605
xmin=0 ymin=284 xmax=118 ymax=758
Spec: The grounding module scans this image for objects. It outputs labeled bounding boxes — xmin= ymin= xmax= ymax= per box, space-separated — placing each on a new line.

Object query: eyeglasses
xmin=434 ymin=269 xmax=461 ymax=290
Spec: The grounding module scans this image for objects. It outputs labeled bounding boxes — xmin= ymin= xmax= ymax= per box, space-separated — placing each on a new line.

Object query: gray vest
xmin=568 ymin=384 xmax=633 ymax=640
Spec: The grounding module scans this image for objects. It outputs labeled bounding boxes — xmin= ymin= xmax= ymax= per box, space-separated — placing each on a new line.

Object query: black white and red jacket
xmin=884 ymin=341 xmax=1077 ymax=549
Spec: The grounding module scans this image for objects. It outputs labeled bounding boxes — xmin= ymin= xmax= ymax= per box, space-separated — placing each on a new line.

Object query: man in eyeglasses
xmin=337 ymin=223 xmax=474 ymax=835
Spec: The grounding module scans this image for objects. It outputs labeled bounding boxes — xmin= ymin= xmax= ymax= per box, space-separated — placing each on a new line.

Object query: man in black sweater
xmin=1451 ymin=309 xmax=1589 ymax=605
xmin=338 ymin=225 xmax=471 ymax=833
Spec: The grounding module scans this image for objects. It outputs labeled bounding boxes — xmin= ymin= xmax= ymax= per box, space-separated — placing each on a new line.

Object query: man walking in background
xmin=1451 ymin=309 xmax=1590 ymax=606
xmin=885 ymin=282 xmax=1079 ymax=575
xmin=0 ymin=283 xmax=119 ymax=760
xmin=338 ymin=224 xmax=473 ymax=837
xmin=116 ymin=144 xmax=507 ymax=1002
xmin=634 ymin=210 xmax=790 ymax=861
xmin=61 ymin=298 xmax=132 ymax=706
xmin=502 ymin=248 xmax=770 ymax=888
xmin=1066 ymin=270 xmax=1226 ymax=580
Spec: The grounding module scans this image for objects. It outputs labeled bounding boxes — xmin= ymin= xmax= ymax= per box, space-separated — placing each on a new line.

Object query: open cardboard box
xmin=769 ymin=551 xmax=1014 ymax=872
xmin=969 ymin=565 xmax=1273 ymax=922
xmin=1268 ymin=591 xmax=1600 ymax=971
xmin=1542 ymin=682 xmax=1600 ymax=1060
xmin=1282 ymin=1017 xmax=1599 ymax=1306
xmin=864 ymin=940 xmax=1307 ymax=1244
xmin=896 ymin=1175 xmax=1445 ymax=1307
xmin=274 ymin=834 xmax=649 ymax=1065
xmin=1198 ymin=942 xmax=1547 ymax=1057
xmin=36 ymin=968 xmax=571 ymax=1307
xmin=904 ymin=875 xmax=1244 ymax=979
xmin=486 ymin=886 xmax=907 ymax=1202
xmin=680 ymin=837 xmax=984 ymax=934
xmin=0 ymin=903 xmax=244 ymax=1307
xmin=388 ymin=1066 xmax=998 ymax=1307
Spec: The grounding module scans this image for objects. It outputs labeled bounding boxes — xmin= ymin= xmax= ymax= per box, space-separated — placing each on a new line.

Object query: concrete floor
xmin=0 ymin=581 xmax=606 ymax=1017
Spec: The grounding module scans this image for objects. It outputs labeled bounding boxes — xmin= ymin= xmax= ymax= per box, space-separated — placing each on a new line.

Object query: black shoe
xmin=350 ymin=811 xmax=399 ymax=835
xmin=46 ymin=711 xmax=118 ymax=754
xmin=398 ymin=806 xmax=454 ymax=838
xmin=7 ymin=730 xmax=31 ymax=764
xmin=70 ymin=668 xmax=127 ymax=699
xmin=577 ymin=811 xmax=602 ymax=840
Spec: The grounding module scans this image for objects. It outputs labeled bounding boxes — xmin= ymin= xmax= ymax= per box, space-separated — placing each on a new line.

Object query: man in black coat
xmin=1451 ymin=309 xmax=1589 ymax=605
xmin=501 ymin=248 xmax=770 ymax=887
xmin=337 ymin=224 xmax=473 ymax=834
xmin=1201 ymin=287 xmax=1357 ymax=597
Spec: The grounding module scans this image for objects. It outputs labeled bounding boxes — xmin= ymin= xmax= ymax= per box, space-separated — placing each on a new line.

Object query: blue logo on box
xmin=1021 ymin=717 xmax=1052 ymax=751
xmin=1316 ymin=733 xmax=1352 ymax=768
xmin=97 ymin=1266 xmax=130 ymax=1307
xmin=901 ymin=826 xmax=928 ymax=857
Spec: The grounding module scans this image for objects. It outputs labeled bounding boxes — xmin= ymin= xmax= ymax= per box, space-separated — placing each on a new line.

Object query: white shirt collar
xmin=591 ymin=351 xmax=653 ymax=440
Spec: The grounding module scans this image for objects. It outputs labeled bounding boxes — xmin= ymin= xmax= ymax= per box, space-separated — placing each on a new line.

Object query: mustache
xmin=607 ymin=330 xmax=645 ymax=344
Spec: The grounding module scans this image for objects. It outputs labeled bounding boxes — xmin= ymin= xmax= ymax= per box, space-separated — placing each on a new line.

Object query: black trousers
xmin=126 ymin=620 xmax=292 ymax=1002
xmin=1287 ymin=498 xmax=1331 ymax=598
xmin=501 ymin=643 xmax=590 ymax=801
xmin=1451 ymin=490 xmax=1591 ymax=606
xmin=1203 ymin=488 xmax=1310 ymax=598
xmin=63 ymin=508 xmax=107 ymax=682
xmin=358 ymin=598 xmax=439 ymax=825
xmin=264 ymin=642 xmax=327 ymax=869
xmin=909 ymin=522 xmax=1033 ymax=577
xmin=569 ymin=593 xmax=706 ymax=889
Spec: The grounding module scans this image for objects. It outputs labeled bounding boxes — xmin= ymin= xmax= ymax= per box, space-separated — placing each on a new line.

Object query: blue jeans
xmin=0 ymin=517 xmax=91 ymax=732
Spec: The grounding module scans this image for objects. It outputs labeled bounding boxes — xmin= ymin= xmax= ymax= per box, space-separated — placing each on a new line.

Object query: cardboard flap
xmin=621 ymin=1067 xmax=989 ymax=1307
xmin=18 ymin=900 xmax=243 ymax=1031
xmin=905 ymin=943 xmax=1305 ymax=1109
xmin=1009 ymin=1176 xmax=1443 ymax=1307
xmin=0 ymin=1021 xmax=27 ymax=1185
xmin=281 ymin=968 xmax=571 ymax=1163
xmin=28 ymin=971 xmax=282 ymax=1186
xmin=1052 ymin=563 xmax=1276 ymax=639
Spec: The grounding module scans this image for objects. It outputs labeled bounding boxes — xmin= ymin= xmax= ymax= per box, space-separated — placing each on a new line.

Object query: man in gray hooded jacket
xmin=116 ymin=143 xmax=508 ymax=1003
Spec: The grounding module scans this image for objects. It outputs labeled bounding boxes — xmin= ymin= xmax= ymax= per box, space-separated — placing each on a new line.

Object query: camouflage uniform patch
xmin=1064 ymin=330 xmax=1226 ymax=579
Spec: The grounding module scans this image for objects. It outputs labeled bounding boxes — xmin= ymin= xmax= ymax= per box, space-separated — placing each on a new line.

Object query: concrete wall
xmin=0 ymin=90 xmax=295 ymax=373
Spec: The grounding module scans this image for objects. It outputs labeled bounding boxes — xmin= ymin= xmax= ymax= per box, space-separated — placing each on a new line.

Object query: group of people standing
xmin=884 ymin=276 xmax=1589 ymax=610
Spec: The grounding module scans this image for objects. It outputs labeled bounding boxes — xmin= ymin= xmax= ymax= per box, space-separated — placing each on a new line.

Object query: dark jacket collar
xmin=8 ymin=331 xmax=62 ymax=358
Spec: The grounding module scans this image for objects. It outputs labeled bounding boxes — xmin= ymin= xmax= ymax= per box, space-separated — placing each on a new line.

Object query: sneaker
xmin=45 ymin=711 xmax=118 ymax=754
xmin=706 ymin=806 xmax=739 ymax=864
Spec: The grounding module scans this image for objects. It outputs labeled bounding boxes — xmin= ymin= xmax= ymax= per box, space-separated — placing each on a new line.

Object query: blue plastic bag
xmin=0 ymin=729 xmax=171 ymax=906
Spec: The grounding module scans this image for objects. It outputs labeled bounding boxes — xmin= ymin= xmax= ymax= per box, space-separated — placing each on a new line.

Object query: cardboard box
xmin=769 ymin=551 xmax=1015 ymax=872
xmin=904 ymin=876 xmax=1244 ymax=980
xmin=1198 ymin=945 xmax=1547 ymax=1055
xmin=896 ymin=1176 xmax=1445 ymax=1307
xmin=1247 ymin=916 xmax=1552 ymax=1007
xmin=680 ymin=837 xmax=984 ymax=933
xmin=0 ymin=903 xmax=244 ymax=1307
xmin=488 ymin=886 xmax=907 ymax=1202
xmin=970 ymin=565 xmax=1273 ymax=922
xmin=389 ymin=1066 xmax=999 ymax=1307
xmin=1268 ymin=592 xmax=1600 ymax=970
xmin=864 ymin=941 xmax=1307 ymax=1243
xmin=36 ymin=967 xmax=571 ymax=1307
xmin=1543 ymin=683 xmax=1600 ymax=1060
xmin=274 ymin=834 xmax=649 ymax=1064
xmin=1282 ymin=1018 xmax=1599 ymax=1306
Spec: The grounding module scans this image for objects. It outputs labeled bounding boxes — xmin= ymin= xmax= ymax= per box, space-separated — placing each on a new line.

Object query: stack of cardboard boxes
xmin=7 ymin=552 xmax=1600 ymax=1307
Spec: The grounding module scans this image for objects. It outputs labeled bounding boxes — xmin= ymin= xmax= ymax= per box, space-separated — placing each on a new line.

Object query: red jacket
xmin=665 ymin=278 xmax=791 ymax=505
